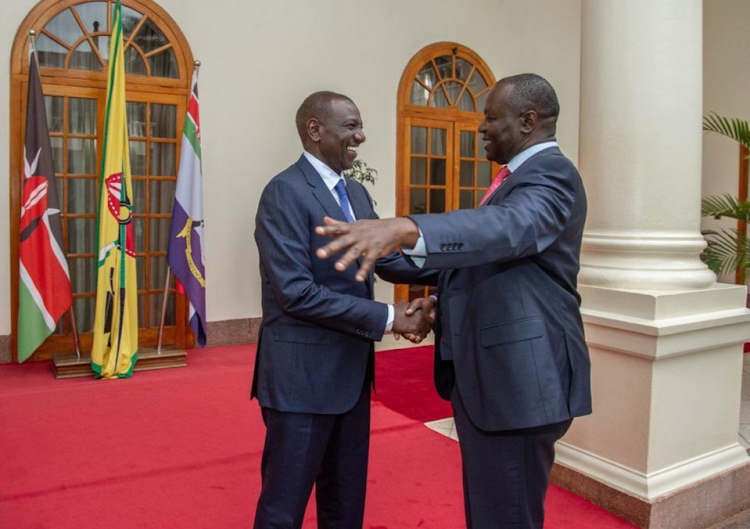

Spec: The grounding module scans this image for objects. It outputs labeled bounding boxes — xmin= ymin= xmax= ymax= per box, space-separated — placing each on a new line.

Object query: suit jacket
xmin=410 ymin=146 xmax=592 ymax=432
xmin=252 ymin=155 xmax=438 ymax=415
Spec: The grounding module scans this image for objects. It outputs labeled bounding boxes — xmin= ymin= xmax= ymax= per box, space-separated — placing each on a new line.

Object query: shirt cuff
xmin=402 ymin=228 xmax=426 ymax=268
xmin=385 ymin=304 xmax=395 ymax=332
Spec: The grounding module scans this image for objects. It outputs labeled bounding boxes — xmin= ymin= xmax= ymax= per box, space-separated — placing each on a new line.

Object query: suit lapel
xmin=296 ymin=155 xmax=348 ymax=223
xmin=482 ymin=146 xmax=561 ymax=206
xmin=346 ymin=180 xmax=371 ymax=221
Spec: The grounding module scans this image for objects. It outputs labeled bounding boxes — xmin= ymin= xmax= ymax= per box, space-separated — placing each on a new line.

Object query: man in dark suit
xmin=252 ymin=91 xmax=437 ymax=529
xmin=315 ymin=74 xmax=592 ymax=528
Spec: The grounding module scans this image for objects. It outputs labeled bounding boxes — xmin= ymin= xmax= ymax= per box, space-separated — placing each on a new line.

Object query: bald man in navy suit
xmin=315 ymin=75 xmax=592 ymax=529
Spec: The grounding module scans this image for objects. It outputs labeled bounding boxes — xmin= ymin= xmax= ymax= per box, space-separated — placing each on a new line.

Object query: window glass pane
xmin=132 ymin=179 xmax=146 ymax=214
xmin=460 ymin=161 xmax=474 ymax=187
xmin=149 ymin=218 xmax=171 ymax=252
xmin=433 ymin=56 xmax=452 ymax=80
xmin=457 ymin=91 xmax=475 ymax=112
xmin=150 ymin=143 xmax=176 ymax=176
xmin=94 ymin=36 xmax=110 ymax=62
xmin=134 ymin=217 xmax=145 ymax=253
xmin=50 ymin=137 xmax=64 ymax=174
xmin=430 ymin=159 xmax=446 ymax=186
xmin=468 ymin=71 xmax=489 ymax=96
xmin=56 ymin=174 xmax=63 ymax=211
xmin=133 ymin=19 xmax=168 ymax=54
xmin=67 ymin=178 xmax=96 ymax=214
xmin=429 ymin=189 xmax=445 ymax=213
xmin=149 ymin=292 xmax=175 ymax=327
xmin=45 ymin=9 xmax=83 ymax=45
xmin=150 ymin=104 xmax=176 ymax=139
xmin=410 ymin=158 xmax=427 ymax=185
xmin=430 ymin=128 xmax=446 ymax=156
xmin=75 ymin=2 xmax=107 ymax=34
xmin=67 ymin=218 xmax=95 ymax=254
xmin=73 ymin=296 xmax=95 ymax=333
xmin=129 ymin=141 xmax=147 ymax=175
xmin=136 ymin=256 xmax=146 ymax=291
xmin=69 ymin=40 xmax=101 ymax=71
xmin=455 ymin=58 xmax=473 ymax=81
xmin=122 ymin=6 xmax=144 ymax=37
xmin=411 ymin=127 xmax=427 ymax=155
xmin=459 ymin=190 xmax=474 ymax=210
xmin=125 ymin=46 xmax=147 ymax=76
xmin=44 ymin=96 xmax=64 ymax=133
xmin=138 ymin=294 xmax=146 ymax=328
xmin=36 ymin=34 xmax=67 ymax=68
xmin=67 ymin=138 xmax=97 ymax=174
xmin=410 ymin=188 xmax=427 ymax=215
xmin=443 ymin=81 xmax=462 ymax=106
xmin=477 ymin=161 xmax=491 ymax=188
xmin=68 ymin=98 xmax=96 ymax=134
xmin=475 ymin=90 xmax=488 ymax=113
xmin=431 ymin=86 xmax=449 ymax=108
xmin=126 ymin=102 xmax=147 ymax=137
xmin=460 ymin=131 xmax=475 ymax=158
xmin=417 ymin=63 xmax=439 ymax=89
xmin=70 ymin=257 xmax=95 ymax=294
xmin=149 ymin=48 xmax=179 ymax=79
xmin=410 ymin=81 xmax=428 ymax=106
xmin=149 ymin=180 xmax=175 ymax=214
xmin=150 ymin=255 xmax=175 ymax=290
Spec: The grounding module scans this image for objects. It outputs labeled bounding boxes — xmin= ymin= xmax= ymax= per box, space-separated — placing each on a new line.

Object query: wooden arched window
xmin=395 ymin=43 xmax=497 ymax=301
xmin=9 ymin=0 xmax=195 ymax=361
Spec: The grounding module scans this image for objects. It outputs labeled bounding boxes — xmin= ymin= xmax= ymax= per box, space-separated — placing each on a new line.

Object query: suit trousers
xmin=253 ymin=386 xmax=371 ymax=529
xmin=451 ymin=385 xmax=572 ymax=529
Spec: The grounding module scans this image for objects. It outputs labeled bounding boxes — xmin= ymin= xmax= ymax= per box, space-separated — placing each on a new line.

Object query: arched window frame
xmin=395 ymin=42 xmax=497 ymax=302
xmin=9 ymin=0 xmax=195 ymax=361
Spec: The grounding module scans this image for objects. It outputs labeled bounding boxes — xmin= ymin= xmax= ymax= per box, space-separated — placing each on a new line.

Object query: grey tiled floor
xmin=740 ymin=354 xmax=750 ymax=450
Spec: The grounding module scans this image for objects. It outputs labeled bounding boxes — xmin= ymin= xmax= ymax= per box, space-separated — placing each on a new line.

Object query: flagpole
xmin=28 ymin=29 xmax=40 ymax=67
xmin=69 ymin=308 xmax=81 ymax=361
xmin=156 ymin=267 xmax=170 ymax=355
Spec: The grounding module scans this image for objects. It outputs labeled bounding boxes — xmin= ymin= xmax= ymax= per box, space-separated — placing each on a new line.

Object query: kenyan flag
xmin=18 ymin=51 xmax=72 ymax=362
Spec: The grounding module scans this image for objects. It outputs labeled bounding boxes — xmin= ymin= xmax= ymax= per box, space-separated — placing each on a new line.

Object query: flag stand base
xmin=51 ymin=347 xmax=188 ymax=379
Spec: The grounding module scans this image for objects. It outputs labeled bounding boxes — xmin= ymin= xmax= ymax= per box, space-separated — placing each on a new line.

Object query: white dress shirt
xmin=403 ymin=141 xmax=559 ymax=264
xmin=303 ymin=151 xmax=395 ymax=332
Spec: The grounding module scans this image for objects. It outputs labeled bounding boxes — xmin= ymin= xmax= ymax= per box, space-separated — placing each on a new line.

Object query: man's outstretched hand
xmin=315 ymin=216 xmax=420 ymax=281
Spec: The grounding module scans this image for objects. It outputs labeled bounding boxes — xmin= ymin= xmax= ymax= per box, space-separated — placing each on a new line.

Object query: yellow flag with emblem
xmin=91 ymin=0 xmax=138 ymax=378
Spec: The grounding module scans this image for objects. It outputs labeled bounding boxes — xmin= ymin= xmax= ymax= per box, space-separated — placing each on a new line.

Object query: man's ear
xmin=307 ymin=118 xmax=322 ymax=143
xmin=519 ymin=110 xmax=538 ymax=134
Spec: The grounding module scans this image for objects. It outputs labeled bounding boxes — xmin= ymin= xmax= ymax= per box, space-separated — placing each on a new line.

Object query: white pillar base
xmin=560 ymin=283 xmax=750 ymax=501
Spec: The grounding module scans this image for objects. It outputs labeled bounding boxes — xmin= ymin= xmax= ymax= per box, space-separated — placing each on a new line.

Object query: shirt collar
xmin=506 ymin=141 xmax=558 ymax=173
xmin=303 ymin=151 xmax=344 ymax=192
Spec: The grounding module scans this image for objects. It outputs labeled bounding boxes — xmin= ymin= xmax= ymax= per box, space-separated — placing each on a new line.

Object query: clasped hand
xmin=392 ymin=297 xmax=436 ymax=344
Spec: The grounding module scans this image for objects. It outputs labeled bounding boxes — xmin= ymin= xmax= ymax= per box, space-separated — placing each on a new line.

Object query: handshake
xmin=391 ymin=296 xmax=436 ymax=344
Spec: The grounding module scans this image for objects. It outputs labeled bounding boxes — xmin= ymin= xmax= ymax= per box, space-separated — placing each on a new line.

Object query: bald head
xmin=296 ymin=91 xmax=354 ymax=143
xmin=499 ymin=73 xmax=560 ymax=125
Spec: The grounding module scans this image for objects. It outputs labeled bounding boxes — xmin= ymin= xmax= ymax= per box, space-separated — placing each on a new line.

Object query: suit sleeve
xmin=254 ymin=178 xmax=388 ymax=340
xmin=354 ymin=184 xmax=440 ymax=286
xmin=410 ymin=155 xmax=577 ymax=270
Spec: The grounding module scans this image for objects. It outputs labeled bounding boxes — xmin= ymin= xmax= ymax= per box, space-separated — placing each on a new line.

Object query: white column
xmin=559 ymin=0 xmax=750 ymax=502
xmin=578 ymin=0 xmax=715 ymax=291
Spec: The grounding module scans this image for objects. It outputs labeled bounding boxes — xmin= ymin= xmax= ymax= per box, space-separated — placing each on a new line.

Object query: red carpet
xmin=0 ymin=344 xmax=635 ymax=528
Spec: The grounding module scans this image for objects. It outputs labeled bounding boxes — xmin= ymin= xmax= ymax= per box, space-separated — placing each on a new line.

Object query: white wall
xmin=702 ymin=0 xmax=750 ymax=266
xmin=0 ymin=0 xmax=582 ymax=335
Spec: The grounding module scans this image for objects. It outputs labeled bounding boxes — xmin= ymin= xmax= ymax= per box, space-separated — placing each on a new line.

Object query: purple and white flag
xmin=168 ymin=70 xmax=207 ymax=346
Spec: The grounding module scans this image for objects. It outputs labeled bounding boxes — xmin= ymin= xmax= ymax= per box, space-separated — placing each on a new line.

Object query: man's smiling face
xmin=316 ymin=98 xmax=366 ymax=174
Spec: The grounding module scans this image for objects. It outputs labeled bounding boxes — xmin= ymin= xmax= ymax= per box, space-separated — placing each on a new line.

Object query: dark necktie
xmin=334 ymin=179 xmax=355 ymax=223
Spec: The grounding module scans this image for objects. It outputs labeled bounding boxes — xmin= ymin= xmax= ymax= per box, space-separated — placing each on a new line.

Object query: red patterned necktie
xmin=478 ymin=166 xmax=511 ymax=206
